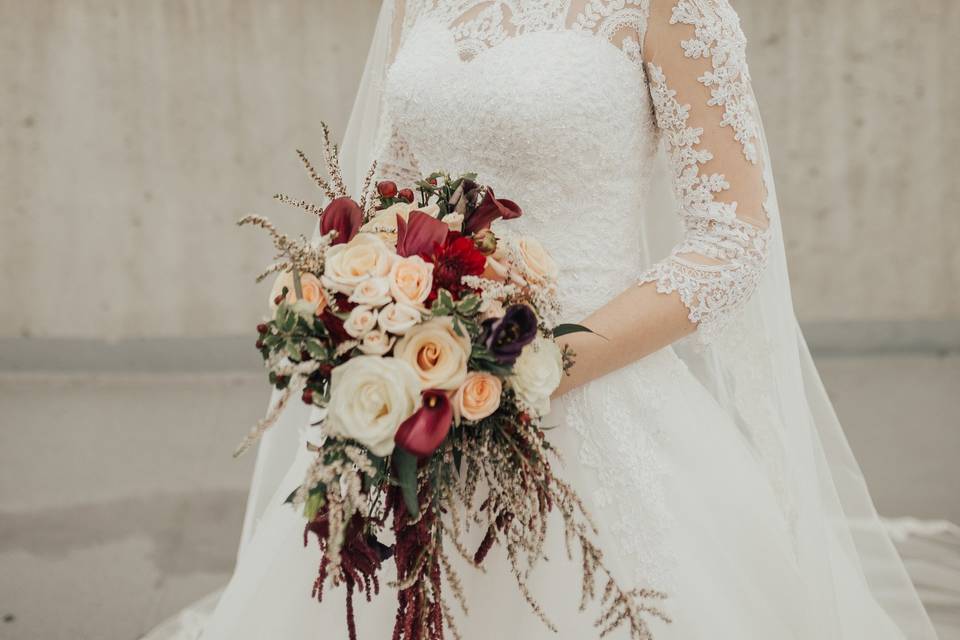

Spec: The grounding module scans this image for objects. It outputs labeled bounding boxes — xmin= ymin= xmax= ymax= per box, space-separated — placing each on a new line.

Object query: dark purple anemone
xmin=480 ymin=304 xmax=538 ymax=365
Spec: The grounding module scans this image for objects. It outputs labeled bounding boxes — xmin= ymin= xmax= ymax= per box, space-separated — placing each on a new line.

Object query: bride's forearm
xmin=553 ymin=282 xmax=696 ymax=396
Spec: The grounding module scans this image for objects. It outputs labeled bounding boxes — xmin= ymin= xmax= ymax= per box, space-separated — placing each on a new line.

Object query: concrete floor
xmin=0 ymin=354 xmax=958 ymax=640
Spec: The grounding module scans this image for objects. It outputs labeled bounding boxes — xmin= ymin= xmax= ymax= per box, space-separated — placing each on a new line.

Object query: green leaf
xmin=393 ymin=448 xmax=420 ymax=519
xmin=451 ymin=316 xmax=465 ymax=337
xmin=277 ymin=305 xmax=297 ymax=333
xmin=452 ymin=447 xmax=463 ymax=477
xmin=303 ymin=490 xmax=325 ymax=521
xmin=455 ymin=294 xmax=481 ymax=316
xmin=263 ymin=334 xmax=283 ymax=348
xmin=431 ymin=288 xmax=455 ymax=316
xmin=285 ymin=338 xmax=302 ymax=360
xmin=305 ymin=339 xmax=328 ymax=360
xmin=553 ymin=323 xmax=598 ymax=338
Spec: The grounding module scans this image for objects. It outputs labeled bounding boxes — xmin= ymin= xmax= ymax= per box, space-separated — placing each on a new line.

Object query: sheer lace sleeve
xmin=639 ymin=0 xmax=770 ymax=343
xmin=374 ymin=0 xmax=422 ymax=185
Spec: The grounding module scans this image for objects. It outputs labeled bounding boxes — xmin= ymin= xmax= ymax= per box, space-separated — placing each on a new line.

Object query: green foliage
xmin=552 ymin=323 xmax=596 ymax=338
xmin=469 ymin=344 xmax=513 ymax=377
xmin=393 ymin=448 xmax=420 ymax=518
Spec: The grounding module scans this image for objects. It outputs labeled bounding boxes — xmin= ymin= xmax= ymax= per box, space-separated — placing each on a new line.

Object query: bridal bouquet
xmin=236 ymin=125 xmax=668 ymax=640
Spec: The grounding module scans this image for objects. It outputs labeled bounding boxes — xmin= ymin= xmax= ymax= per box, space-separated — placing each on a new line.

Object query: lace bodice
xmin=378 ymin=0 xmax=770 ymax=341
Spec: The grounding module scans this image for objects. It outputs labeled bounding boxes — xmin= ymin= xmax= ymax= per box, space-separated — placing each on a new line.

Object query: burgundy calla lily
xmin=394 ymin=390 xmax=454 ymax=458
xmin=396 ymin=210 xmax=449 ymax=258
xmin=464 ymin=187 xmax=522 ymax=234
xmin=320 ymin=197 xmax=363 ymax=245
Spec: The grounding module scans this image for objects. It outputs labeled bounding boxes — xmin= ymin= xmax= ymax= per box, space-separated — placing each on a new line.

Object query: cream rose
xmin=358 ymin=329 xmax=395 ymax=356
xmin=517 ymin=237 xmax=558 ymax=282
xmin=454 ymin=372 xmax=502 ymax=422
xmin=511 ymin=337 xmax=564 ymax=417
xmin=361 ymin=202 xmax=442 ymax=234
xmin=393 ymin=317 xmax=471 ymax=390
xmin=378 ymin=302 xmax=422 ymax=335
xmin=322 ymin=233 xmax=394 ymax=294
xmin=324 ymin=356 xmax=421 ymax=456
xmin=349 ymin=277 xmax=392 ymax=307
xmin=269 ymin=271 xmax=328 ymax=315
xmin=389 ymin=256 xmax=434 ymax=309
xmin=344 ymin=305 xmax=379 ymax=338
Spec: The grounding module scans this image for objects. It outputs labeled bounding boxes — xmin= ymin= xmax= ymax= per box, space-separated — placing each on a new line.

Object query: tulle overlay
xmin=151 ymin=1 xmax=941 ymax=638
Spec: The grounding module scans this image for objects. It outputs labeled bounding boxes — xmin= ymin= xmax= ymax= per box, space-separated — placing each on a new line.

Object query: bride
xmin=165 ymin=1 xmax=940 ymax=638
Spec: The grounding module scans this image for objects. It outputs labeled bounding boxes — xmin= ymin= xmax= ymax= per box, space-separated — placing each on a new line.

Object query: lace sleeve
xmin=639 ymin=0 xmax=770 ymax=343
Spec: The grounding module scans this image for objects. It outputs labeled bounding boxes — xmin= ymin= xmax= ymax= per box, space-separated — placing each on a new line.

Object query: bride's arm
xmin=556 ymin=0 xmax=769 ymax=395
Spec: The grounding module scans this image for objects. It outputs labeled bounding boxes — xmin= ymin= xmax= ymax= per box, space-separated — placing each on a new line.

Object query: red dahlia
xmin=424 ymin=232 xmax=486 ymax=300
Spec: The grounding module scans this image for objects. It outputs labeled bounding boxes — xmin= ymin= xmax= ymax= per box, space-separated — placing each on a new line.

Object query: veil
xmin=236 ymin=2 xmax=938 ymax=637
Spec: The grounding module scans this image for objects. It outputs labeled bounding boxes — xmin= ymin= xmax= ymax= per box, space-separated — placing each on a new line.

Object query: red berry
xmin=301 ymin=388 xmax=314 ymax=404
xmin=428 ymin=177 xmax=438 ymax=186
xmin=377 ymin=180 xmax=398 ymax=198
xmin=398 ymin=188 xmax=415 ymax=203
xmin=256 ymin=323 xmax=268 ymax=334
xmin=255 ymin=339 xmax=264 ymax=349
xmin=273 ymin=294 xmax=284 ymax=305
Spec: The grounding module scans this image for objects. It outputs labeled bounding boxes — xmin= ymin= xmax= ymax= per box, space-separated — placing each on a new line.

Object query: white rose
xmin=349 ymin=277 xmax=392 ymax=307
xmin=322 ymin=233 xmax=394 ymax=294
xmin=378 ymin=302 xmax=422 ymax=335
xmin=344 ymin=305 xmax=378 ymax=338
xmin=358 ymin=329 xmax=395 ymax=355
xmin=511 ymin=337 xmax=564 ymax=417
xmin=324 ymin=356 xmax=421 ymax=456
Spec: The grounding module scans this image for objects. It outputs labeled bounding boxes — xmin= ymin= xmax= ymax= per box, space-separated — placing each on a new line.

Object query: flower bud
xmin=472 ymin=229 xmax=498 ymax=255
xmin=377 ymin=180 xmax=398 ymax=198
xmin=398 ymin=188 xmax=415 ymax=204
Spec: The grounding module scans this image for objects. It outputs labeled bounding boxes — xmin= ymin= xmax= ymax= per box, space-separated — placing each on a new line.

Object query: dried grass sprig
xmin=320 ymin=122 xmax=349 ymax=197
xmin=296 ymin=148 xmax=338 ymax=200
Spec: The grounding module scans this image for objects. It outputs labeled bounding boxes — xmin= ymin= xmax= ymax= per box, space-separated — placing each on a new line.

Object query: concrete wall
xmin=2 ymin=0 xmax=958 ymax=340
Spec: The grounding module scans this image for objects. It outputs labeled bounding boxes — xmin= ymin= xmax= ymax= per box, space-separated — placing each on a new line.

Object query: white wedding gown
xmin=154 ymin=1 xmax=942 ymax=638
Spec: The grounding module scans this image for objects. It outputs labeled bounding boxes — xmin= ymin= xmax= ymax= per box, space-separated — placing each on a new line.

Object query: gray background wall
xmin=1 ymin=0 xmax=958 ymax=343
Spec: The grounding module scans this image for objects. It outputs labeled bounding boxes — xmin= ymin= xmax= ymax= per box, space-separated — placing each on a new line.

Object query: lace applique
xmin=563 ymin=348 xmax=685 ymax=590
xmin=405 ymin=0 xmax=651 ymax=67
xmin=639 ymin=41 xmax=769 ymax=342
xmin=670 ymin=0 xmax=760 ymax=164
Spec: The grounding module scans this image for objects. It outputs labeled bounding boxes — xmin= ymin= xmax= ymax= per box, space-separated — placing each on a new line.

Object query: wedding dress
xmin=159 ymin=1 xmax=941 ymax=638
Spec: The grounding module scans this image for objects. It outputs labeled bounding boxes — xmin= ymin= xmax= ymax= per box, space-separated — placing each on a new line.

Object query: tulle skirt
xmin=183 ymin=347 xmax=913 ymax=639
